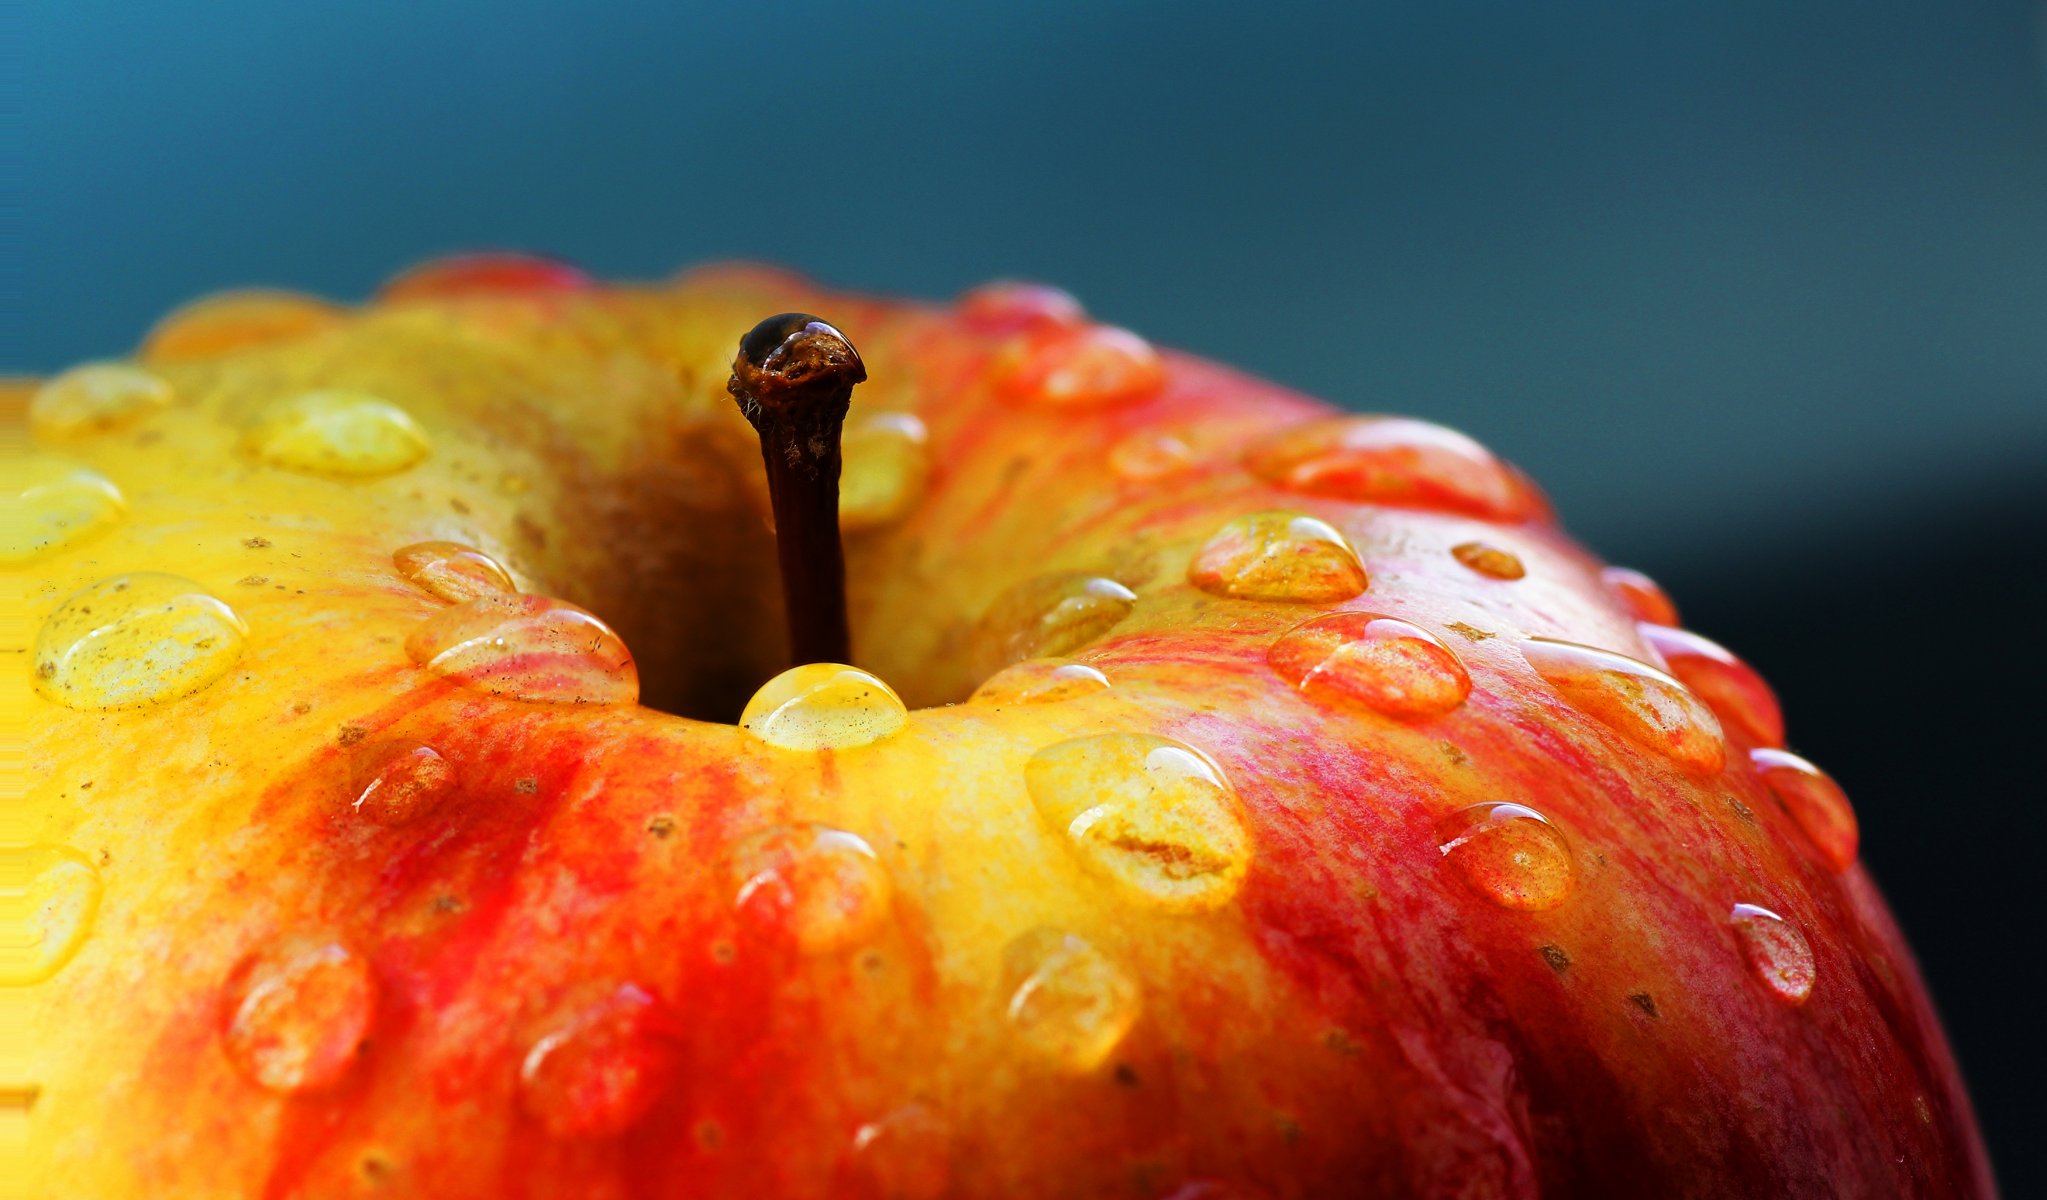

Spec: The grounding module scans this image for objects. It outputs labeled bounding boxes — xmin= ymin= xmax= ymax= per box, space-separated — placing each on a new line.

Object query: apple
xmin=9 ymin=255 xmax=1992 ymax=1197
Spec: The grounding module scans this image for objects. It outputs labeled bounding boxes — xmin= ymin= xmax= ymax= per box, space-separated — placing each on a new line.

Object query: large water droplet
xmin=34 ymin=573 xmax=248 ymax=710
xmin=974 ymin=573 xmax=1138 ymax=672
xmin=1268 ymin=612 xmax=1470 ymax=720
xmin=1243 ymin=417 xmax=1529 ymax=519
xmin=1 ymin=452 xmax=125 ymax=565
xmin=956 ymin=280 xmax=1087 ymax=333
xmin=518 ymin=982 xmax=680 ymax=1138
xmin=1637 ymin=623 xmax=1784 ymax=748
xmin=731 ymin=824 xmax=894 ymax=955
xmin=992 ymin=325 xmax=1165 ymax=409
xmin=738 ymin=664 xmax=908 ymax=750
xmin=1728 ymin=903 xmax=1816 ymax=1006
xmin=1749 ymin=749 xmax=1859 ymax=873
xmin=246 ymin=390 xmax=431 ymax=477
xmin=1521 ymin=637 xmax=1725 ymax=776
xmin=970 ymin=659 xmax=1112 ymax=705
xmin=1451 ymin=541 xmax=1525 ymax=580
xmin=221 ymin=936 xmax=377 ymax=1092
xmin=141 ymin=289 xmax=345 ymax=363
xmin=1024 ymin=733 xmax=1252 ymax=912
xmin=1188 ymin=511 xmax=1368 ymax=603
xmin=840 ymin=413 xmax=931 ymax=531
xmin=392 ymin=541 xmax=517 ymax=604
xmin=1600 ymin=566 xmax=1679 ymax=626
xmin=1437 ymin=802 xmax=1576 ymax=911
xmin=849 ymin=1103 xmax=950 ymax=1200
xmin=381 ymin=251 xmax=593 ymax=301
xmin=348 ymin=740 xmax=460 ymax=826
xmin=28 ymin=364 xmax=175 ymax=439
xmin=1001 ymin=928 xmax=1142 ymax=1074
xmin=0 ymin=844 xmax=103 ymax=985
xmin=404 ymin=593 xmax=638 ymax=705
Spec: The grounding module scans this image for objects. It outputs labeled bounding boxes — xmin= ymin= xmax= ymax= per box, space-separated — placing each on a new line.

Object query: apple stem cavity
xmin=728 ymin=313 xmax=867 ymax=668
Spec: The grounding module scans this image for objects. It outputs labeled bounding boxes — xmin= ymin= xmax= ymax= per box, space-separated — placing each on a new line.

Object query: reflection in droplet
xmin=1244 ymin=416 xmax=1528 ymax=519
xmin=1188 ymin=512 xmax=1368 ymax=603
xmin=1002 ymin=928 xmax=1142 ymax=1074
xmin=393 ymin=541 xmax=517 ymax=604
xmin=34 ymin=573 xmax=247 ymax=710
xmin=1268 ymin=612 xmax=1470 ymax=720
xmin=0 ymin=844 xmax=103 ymax=985
xmin=849 ymin=1103 xmax=951 ymax=1200
xmin=348 ymin=740 xmax=460 ymax=826
xmin=1437 ymin=802 xmax=1576 ymax=911
xmin=738 ymin=664 xmax=908 ymax=750
xmin=1729 ymin=903 xmax=1816 ymax=1006
xmin=221 ymin=936 xmax=377 ymax=1093
xmin=1637 ymin=623 xmax=1784 ymax=748
xmin=1749 ymin=748 xmax=1859 ymax=873
xmin=519 ymin=982 xmax=680 ymax=1138
xmin=731 ymin=824 xmax=894 ymax=955
xmin=1 ymin=452 xmax=125 ymax=565
xmin=974 ymin=573 xmax=1138 ymax=673
xmin=404 ymin=593 xmax=638 ymax=705
xmin=245 ymin=390 xmax=431 ymax=477
xmin=992 ymin=325 xmax=1165 ymax=409
xmin=969 ymin=659 xmax=1112 ymax=705
xmin=1521 ymin=637 xmax=1725 ymax=776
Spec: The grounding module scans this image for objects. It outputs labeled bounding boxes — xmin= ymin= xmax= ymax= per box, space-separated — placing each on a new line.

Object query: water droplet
xmin=519 ymin=982 xmax=680 ymax=1138
xmin=738 ymin=664 xmax=908 ymax=750
xmin=1451 ymin=541 xmax=1526 ymax=580
xmin=1024 ymin=732 xmax=1252 ymax=912
xmin=974 ymin=573 xmax=1137 ymax=672
xmin=992 ymin=325 xmax=1165 ymax=409
xmin=1521 ymin=637 xmax=1725 ymax=776
xmin=1749 ymin=748 xmax=1859 ymax=872
xmin=221 ymin=936 xmax=377 ymax=1092
xmin=1001 ymin=928 xmax=1142 ymax=1073
xmin=0 ymin=844 xmax=103 ymax=985
xmin=840 ymin=413 xmax=931 ymax=531
xmin=849 ymin=1103 xmax=950 ymax=1200
xmin=34 ymin=573 xmax=248 ymax=710
xmin=970 ymin=659 xmax=1112 ymax=705
xmin=381 ymin=251 xmax=593 ymax=301
xmin=1268 ymin=613 xmax=1470 ymax=720
xmin=1637 ymin=623 xmax=1784 ymax=748
xmin=1243 ymin=416 xmax=1529 ymax=519
xmin=348 ymin=740 xmax=460 ymax=826
xmin=141 ymin=289 xmax=345 ymax=363
xmin=28 ymin=364 xmax=175 ymax=439
xmin=1437 ymin=802 xmax=1576 ymax=911
xmin=1728 ymin=903 xmax=1815 ymax=1005
xmin=1 ymin=452 xmax=125 ymax=565
xmin=246 ymin=390 xmax=431 ymax=477
xmin=731 ymin=824 xmax=894 ymax=954
xmin=1188 ymin=511 xmax=1368 ymax=603
xmin=404 ymin=593 xmax=638 ymax=705
xmin=392 ymin=541 xmax=516 ymax=604
xmin=1601 ymin=566 xmax=1679 ymax=626
xmin=1108 ymin=430 xmax=1202 ymax=482
xmin=956 ymin=280 xmax=1087 ymax=333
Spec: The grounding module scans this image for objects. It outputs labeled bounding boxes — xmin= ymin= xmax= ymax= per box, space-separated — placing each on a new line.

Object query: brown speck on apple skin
xmin=1540 ymin=944 xmax=1572 ymax=973
xmin=514 ymin=777 xmax=539 ymax=794
xmin=1444 ymin=622 xmax=1494 ymax=641
xmin=1629 ymin=991 xmax=1660 ymax=1019
xmin=336 ymin=725 xmax=369 ymax=747
xmin=243 ymin=536 xmax=271 ymax=549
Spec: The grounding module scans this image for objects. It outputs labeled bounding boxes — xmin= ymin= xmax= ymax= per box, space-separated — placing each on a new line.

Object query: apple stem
xmin=728 ymin=313 xmax=866 ymax=667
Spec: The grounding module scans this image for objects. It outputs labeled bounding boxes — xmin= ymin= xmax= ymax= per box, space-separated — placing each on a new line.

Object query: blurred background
xmin=16 ymin=0 xmax=2045 ymax=1187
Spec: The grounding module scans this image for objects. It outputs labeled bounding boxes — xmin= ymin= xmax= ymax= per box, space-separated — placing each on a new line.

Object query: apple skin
xmin=13 ymin=260 xmax=1992 ymax=1197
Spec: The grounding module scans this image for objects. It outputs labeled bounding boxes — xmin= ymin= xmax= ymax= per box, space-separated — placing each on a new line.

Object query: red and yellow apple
xmin=7 ymin=256 xmax=1993 ymax=1197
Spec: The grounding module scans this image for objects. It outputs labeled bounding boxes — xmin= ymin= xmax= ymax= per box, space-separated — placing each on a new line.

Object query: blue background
xmin=17 ymin=1 xmax=2046 ymax=1187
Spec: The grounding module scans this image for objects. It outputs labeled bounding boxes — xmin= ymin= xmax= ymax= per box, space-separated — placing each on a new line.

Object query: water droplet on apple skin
xmin=220 ymin=936 xmax=378 ymax=1093
xmin=1002 ymin=927 xmax=1143 ymax=1074
xmin=1 ymin=452 xmax=125 ymax=565
xmin=348 ymin=740 xmax=460 ymax=826
xmin=992 ymin=325 xmax=1165 ymax=409
xmin=34 ymin=573 xmax=248 ymax=711
xmin=1451 ymin=540 xmax=1525 ymax=580
xmin=1729 ymin=903 xmax=1816 ymax=1005
xmin=392 ymin=540 xmax=517 ymax=604
xmin=1521 ymin=636 xmax=1726 ymax=776
xmin=141 ymin=289 xmax=345 ymax=363
xmin=245 ymin=390 xmax=432 ymax=478
xmin=1749 ymin=748 xmax=1859 ymax=872
xmin=956 ymin=280 xmax=1087 ymax=333
xmin=518 ymin=982 xmax=680 ymax=1138
xmin=1268 ymin=612 xmax=1470 ymax=720
xmin=1437 ymin=802 xmax=1576 ymax=911
xmin=730 ymin=823 xmax=894 ymax=955
xmin=840 ymin=412 xmax=931 ymax=531
xmin=1601 ymin=565 xmax=1679 ymax=626
xmin=1108 ymin=430 xmax=1202 ymax=482
xmin=848 ymin=1103 xmax=951 ymax=1199
xmin=973 ymin=573 xmax=1138 ymax=673
xmin=1243 ymin=416 xmax=1529 ymax=519
xmin=1024 ymin=732 xmax=1253 ymax=913
xmin=1188 ymin=511 xmax=1368 ymax=603
xmin=404 ymin=592 xmax=638 ymax=706
xmin=0 ymin=844 xmax=103 ymax=986
xmin=381 ymin=251 xmax=593 ymax=302
xmin=969 ymin=659 xmax=1112 ymax=705
xmin=738 ymin=664 xmax=908 ymax=751
xmin=1637 ymin=622 xmax=1785 ymax=748
xmin=28 ymin=363 xmax=175 ymax=439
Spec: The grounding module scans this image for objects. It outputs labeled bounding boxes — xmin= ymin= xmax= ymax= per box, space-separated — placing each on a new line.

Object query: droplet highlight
xmin=1601 ymin=566 xmax=1679 ymax=626
xmin=840 ymin=412 xmax=931 ymax=531
xmin=1024 ymin=732 xmax=1252 ymax=912
xmin=1268 ymin=612 xmax=1470 ymax=720
xmin=348 ymin=740 xmax=460 ymax=826
xmin=970 ymin=659 xmax=1112 ymax=705
xmin=392 ymin=540 xmax=517 ymax=604
xmin=974 ymin=572 xmax=1138 ymax=672
xmin=1521 ymin=637 xmax=1725 ymax=776
xmin=404 ymin=593 xmax=638 ymax=705
xmin=1188 ymin=511 xmax=1368 ymax=603
xmin=141 ymin=289 xmax=345 ymax=363
xmin=1749 ymin=748 xmax=1859 ymax=873
xmin=221 ymin=936 xmax=377 ymax=1093
xmin=738 ymin=664 xmax=908 ymax=750
xmin=519 ymin=982 xmax=680 ymax=1138
xmin=1 ymin=452 xmax=125 ymax=565
xmin=956 ymin=280 xmax=1087 ymax=333
xmin=849 ymin=1103 xmax=951 ymax=1200
xmin=1729 ymin=903 xmax=1816 ymax=1005
xmin=28 ymin=364 xmax=174 ymax=439
xmin=34 ymin=573 xmax=248 ymax=710
xmin=1451 ymin=541 xmax=1526 ymax=580
xmin=246 ymin=390 xmax=431 ymax=477
xmin=1437 ymin=802 xmax=1576 ymax=912
xmin=1002 ymin=928 xmax=1142 ymax=1074
xmin=381 ymin=251 xmax=593 ymax=301
xmin=731 ymin=824 xmax=894 ymax=955
xmin=993 ymin=325 xmax=1165 ymax=409
xmin=0 ymin=844 xmax=103 ymax=986
xmin=1244 ymin=416 xmax=1529 ymax=519
xmin=1637 ymin=623 xmax=1784 ymax=748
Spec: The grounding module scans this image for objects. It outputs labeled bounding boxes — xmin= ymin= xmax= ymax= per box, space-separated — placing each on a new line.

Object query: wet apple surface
xmin=8 ymin=256 xmax=1992 ymax=1197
